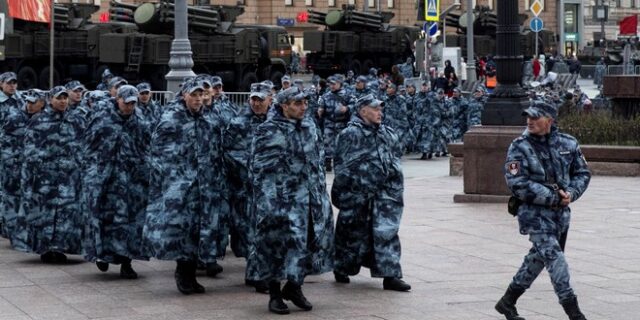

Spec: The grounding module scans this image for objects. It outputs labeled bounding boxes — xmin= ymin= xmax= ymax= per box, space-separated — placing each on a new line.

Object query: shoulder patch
xmin=506 ymin=161 xmax=520 ymax=176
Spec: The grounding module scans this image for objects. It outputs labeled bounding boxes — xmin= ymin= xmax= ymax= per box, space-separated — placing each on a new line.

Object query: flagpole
xmin=49 ymin=0 xmax=54 ymax=89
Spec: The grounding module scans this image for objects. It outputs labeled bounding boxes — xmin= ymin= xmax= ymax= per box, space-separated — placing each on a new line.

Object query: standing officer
xmin=331 ymin=93 xmax=411 ymax=292
xmin=382 ymin=83 xmax=414 ymax=152
xmin=12 ymin=86 xmax=86 ymax=263
xmin=136 ymin=82 xmax=161 ymax=124
xmin=497 ymin=102 xmax=590 ymax=320
xmin=143 ymin=79 xmax=228 ymax=294
xmin=65 ymin=80 xmax=86 ymax=110
xmin=246 ymin=87 xmax=334 ymax=314
xmin=82 ymin=85 xmax=151 ymax=279
xmin=222 ymin=82 xmax=272 ymax=293
xmin=0 ymin=72 xmax=23 ymax=119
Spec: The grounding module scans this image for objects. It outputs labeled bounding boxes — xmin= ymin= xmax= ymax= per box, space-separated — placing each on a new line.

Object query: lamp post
xmin=465 ymin=0 xmax=476 ymax=82
xmin=165 ymin=0 xmax=196 ymax=93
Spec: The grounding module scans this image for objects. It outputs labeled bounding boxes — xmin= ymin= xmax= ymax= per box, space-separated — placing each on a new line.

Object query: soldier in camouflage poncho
xmin=82 ymin=85 xmax=151 ymax=279
xmin=416 ymin=88 xmax=444 ymax=160
xmin=496 ymin=102 xmax=591 ymax=320
xmin=317 ymin=76 xmax=355 ymax=172
xmin=467 ymin=85 xmax=487 ymax=128
xmin=12 ymin=86 xmax=86 ymax=263
xmin=246 ymin=87 xmax=334 ymax=314
xmin=211 ymin=76 xmax=240 ymax=126
xmin=331 ymin=93 xmax=411 ymax=292
xmin=382 ymin=83 xmax=414 ymax=152
xmin=136 ymin=82 xmax=162 ymax=125
xmin=222 ymin=82 xmax=272 ymax=293
xmin=1 ymin=90 xmax=45 ymax=239
xmin=143 ymin=79 xmax=228 ymax=295
xmin=450 ymin=88 xmax=469 ymax=142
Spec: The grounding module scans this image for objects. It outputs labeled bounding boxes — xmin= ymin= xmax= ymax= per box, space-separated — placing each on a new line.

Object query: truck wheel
xmin=241 ymin=72 xmax=259 ymax=92
xmin=18 ymin=66 xmax=38 ymax=89
xmin=362 ymin=59 xmax=375 ymax=75
xmin=349 ymin=59 xmax=362 ymax=75
xmin=39 ymin=66 xmax=60 ymax=89
xmin=270 ymin=70 xmax=284 ymax=89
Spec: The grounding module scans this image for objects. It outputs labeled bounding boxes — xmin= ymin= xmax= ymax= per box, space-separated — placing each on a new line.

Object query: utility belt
xmin=507 ymin=183 xmax=562 ymax=217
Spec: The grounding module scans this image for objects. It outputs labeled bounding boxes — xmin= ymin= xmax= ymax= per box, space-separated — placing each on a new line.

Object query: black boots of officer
xmin=561 ymin=296 xmax=587 ymax=320
xmin=205 ymin=261 xmax=223 ymax=277
xmin=383 ymin=277 xmax=411 ymax=291
xmin=495 ymin=284 xmax=526 ymax=320
xmin=268 ymin=280 xmax=313 ymax=314
xmin=40 ymin=251 xmax=67 ymax=264
xmin=175 ymin=260 xmax=205 ymax=295
xmin=120 ymin=259 xmax=138 ymax=279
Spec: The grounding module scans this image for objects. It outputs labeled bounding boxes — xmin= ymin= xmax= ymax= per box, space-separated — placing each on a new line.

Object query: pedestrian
xmin=496 ymin=101 xmax=591 ymax=320
xmin=331 ymin=93 xmax=411 ymax=292
xmin=136 ymin=82 xmax=162 ymax=124
xmin=222 ymin=82 xmax=273 ymax=293
xmin=533 ymin=57 xmax=542 ymax=80
xmin=593 ymin=57 xmax=606 ymax=88
xmin=317 ymin=75 xmax=355 ymax=172
xmin=246 ymin=86 xmax=334 ymax=314
xmin=143 ymin=79 xmax=228 ymax=294
xmin=11 ymin=86 xmax=86 ymax=263
xmin=210 ymin=76 xmax=240 ymax=127
xmin=82 ymin=85 xmax=151 ymax=279
xmin=383 ymin=83 xmax=414 ymax=152
xmin=96 ymin=68 xmax=114 ymax=91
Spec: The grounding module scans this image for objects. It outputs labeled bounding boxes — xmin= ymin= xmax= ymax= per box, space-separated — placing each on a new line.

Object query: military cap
xmin=250 ymin=82 xmax=272 ymax=99
xmin=355 ymin=93 xmax=384 ymax=110
xmin=356 ymin=75 xmax=368 ymax=83
xmin=276 ymin=86 xmax=306 ymax=104
xmin=329 ymin=76 xmax=343 ymax=85
xmin=334 ymin=74 xmax=345 ymax=82
xmin=136 ymin=82 xmax=152 ymax=93
xmin=346 ymin=70 xmax=355 ymax=76
xmin=0 ymin=72 xmax=18 ymax=83
xmin=293 ymin=79 xmax=304 ymax=86
xmin=24 ymin=89 xmax=47 ymax=103
xmin=369 ymin=67 xmax=378 ymax=75
xmin=436 ymin=88 xmax=445 ymax=94
xmin=89 ymin=90 xmax=108 ymax=102
xmin=311 ymin=74 xmax=320 ymax=84
xmin=181 ymin=79 xmax=205 ymax=94
xmin=387 ymin=83 xmax=397 ymax=90
xmin=65 ymin=80 xmax=86 ymax=92
xmin=452 ymin=87 xmax=461 ymax=93
xmin=522 ymin=101 xmax=557 ymax=119
xmin=108 ymin=76 xmax=128 ymax=89
xmin=475 ymin=85 xmax=486 ymax=92
xmin=50 ymin=86 xmax=69 ymax=98
xmin=211 ymin=76 xmax=223 ymax=86
xmin=422 ymin=80 xmax=430 ymax=86
xmin=398 ymin=85 xmax=406 ymax=91
xmin=101 ymin=68 xmax=114 ymax=78
xmin=117 ymin=85 xmax=139 ymax=103
xmin=281 ymin=75 xmax=291 ymax=84
xmin=405 ymin=82 xmax=416 ymax=88
xmin=195 ymin=74 xmax=212 ymax=87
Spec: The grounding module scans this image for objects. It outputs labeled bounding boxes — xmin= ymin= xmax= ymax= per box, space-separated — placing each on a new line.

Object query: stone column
xmin=481 ymin=0 xmax=528 ymax=126
xmin=165 ymin=0 xmax=196 ymax=93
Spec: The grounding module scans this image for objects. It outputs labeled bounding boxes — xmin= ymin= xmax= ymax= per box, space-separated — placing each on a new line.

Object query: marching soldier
xmin=331 ymin=93 xmax=411 ymax=292
xmin=497 ymin=102 xmax=590 ymax=320
xmin=382 ymin=83 xmax=414 ymax=152
xmin=82 ymin=85 xmax=151 ymax=279
xmin=136 ymin=82 xmax=162 ymax=124
xmin=317 ymin=75 xmax=355 ymax=171
xmin=12 ymin=86 xmax=86 ymax=263
xmin=246 ymin=87 xmax=334 ymax=314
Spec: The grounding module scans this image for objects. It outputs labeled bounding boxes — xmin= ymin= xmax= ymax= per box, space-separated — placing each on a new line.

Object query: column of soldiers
xmin=0 ymin=70 xmax=411 ymax=316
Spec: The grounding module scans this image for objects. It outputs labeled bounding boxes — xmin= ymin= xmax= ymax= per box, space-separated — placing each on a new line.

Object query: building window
xmin=328 ymin=0 xmax=336 ymax=7
xmin=284 ymin=0 xmax=292 ymax=6
xmin=368 ymin=0 xmax=375 ymax=8
xmin=387 ymin=0 xmax=394 ymax=8
xmin=347 ymin=0 xmax=355 ymax=4
xmin=305 ymin=0 xmax=313 ymax=6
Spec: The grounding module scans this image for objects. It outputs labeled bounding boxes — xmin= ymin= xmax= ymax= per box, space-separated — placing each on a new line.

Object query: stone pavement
xmin=1 ymin=156 xmax=639 ymax=320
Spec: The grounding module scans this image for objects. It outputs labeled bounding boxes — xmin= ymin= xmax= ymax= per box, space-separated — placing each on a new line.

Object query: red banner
xmin=7 ymin=0 xmax=51 ymax=23
xmin=619 ymin=15 xmax=638 ymax=35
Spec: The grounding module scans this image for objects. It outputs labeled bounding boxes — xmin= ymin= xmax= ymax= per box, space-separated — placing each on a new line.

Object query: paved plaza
xmin=0 ymin=156 xmax=639 ymax=320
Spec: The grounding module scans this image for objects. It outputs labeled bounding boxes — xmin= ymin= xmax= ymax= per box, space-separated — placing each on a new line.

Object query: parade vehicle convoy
xmin=0 ymin=0 xmax=292 ymax=90
xmin=303 ymin=5 xmax=421 ymax=77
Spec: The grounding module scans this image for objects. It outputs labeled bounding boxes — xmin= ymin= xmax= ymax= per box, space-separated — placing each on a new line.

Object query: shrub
xmin=557 ymin=111 xmax=640 ymax=146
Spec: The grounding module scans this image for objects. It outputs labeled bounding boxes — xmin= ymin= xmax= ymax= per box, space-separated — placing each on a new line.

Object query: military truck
xmin=0 ymin=0 xmax=291 ymax=90
xmin=303 ymin=5 xmax=420 ymax=77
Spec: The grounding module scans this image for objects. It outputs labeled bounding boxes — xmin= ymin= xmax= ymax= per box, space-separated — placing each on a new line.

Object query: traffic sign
xmin=530 ymin=0 xmax=543 ymax=16
xmin=425 ymin=0 xmax=440 ymax=22
xmin=0 ymin=13 xmax=5 ymax=41
xmin=428 ymin=23 xmax=438 ymax=37
xmin=530 ymin=17 xmax=543 ymax=33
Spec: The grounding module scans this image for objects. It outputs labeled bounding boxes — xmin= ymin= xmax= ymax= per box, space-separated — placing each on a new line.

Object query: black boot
xmin=175 ymin=260 xmax=195 ymax=295
xmin=427 ymin=152 xmax=433 ymax=159
xmin=383 ymin=277 xmax=411 ymax=292
xmin=495 ymin=285 xmax=526 ymax=320
xmin=282 ymin=281 xmax=313 ymax=311
xmin=268 ymin=281 xmax=290 ymax=314
xmin=561 ymin=296 xmax=587 ymax=320
xmin=40 ymin=251 xmax=67 ymax=264
xmin=96 ymin=261 xmax=109 ymax=272
xmin=334 ymin=271 xmax=350 ymax=283
xmin=120 ymin=259 xmax=138 ymax=279
xmin=246 ymin=279 xmax=269 ymax=294
xmin=420 ymin=153 xmax=428 ymax=160
xmin=205 ymin=261 xmax=223 ymax=277
xmin=189 ymin=261 xmax=205 ymax=294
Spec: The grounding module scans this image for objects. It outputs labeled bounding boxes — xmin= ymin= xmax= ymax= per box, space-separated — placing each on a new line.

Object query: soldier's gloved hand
xmin=338 ymin=105 xmax=348 ymax=113
xmin=558 ymin=189 xmax=572 ymax=206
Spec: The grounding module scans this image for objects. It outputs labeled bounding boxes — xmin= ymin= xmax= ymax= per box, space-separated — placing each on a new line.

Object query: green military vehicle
xmin=303 ymin=5 xmax=420 ymax=77
xmin=0 ymin=0 xmax=291 ymax=90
